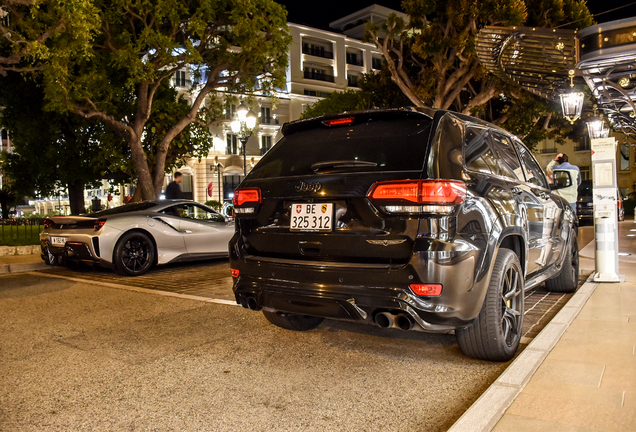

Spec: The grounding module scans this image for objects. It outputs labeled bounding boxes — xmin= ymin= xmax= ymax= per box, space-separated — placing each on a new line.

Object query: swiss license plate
xmin=290 ymin=203 xmax=333 ymax=232
xmin=50 ymin=236 xmax=67 ymax=246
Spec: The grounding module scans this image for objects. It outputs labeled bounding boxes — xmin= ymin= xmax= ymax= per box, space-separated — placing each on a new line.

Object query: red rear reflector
xmin=233 ymin=188 xmax=261 ymax=206
xmin=410 ymin=284 xmax=443 ymax=296
xmin=231 ymin=268 xmax=239 ymax=278
xmin=67 ymin=242 xmax=84 ymax=246
xmin=322 ymin=117 xmax=355 ymax=127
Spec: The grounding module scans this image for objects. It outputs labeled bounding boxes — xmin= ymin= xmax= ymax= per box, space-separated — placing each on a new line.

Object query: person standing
xmin=547 ymin=153 xmax=580 ymax=214
xmin=165 ymin=172 xmax=184 ymax=199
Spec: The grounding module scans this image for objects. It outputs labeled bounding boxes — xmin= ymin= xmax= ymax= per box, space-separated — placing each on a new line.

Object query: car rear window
xmin=248 ymin=117 xmax=433 ymax=179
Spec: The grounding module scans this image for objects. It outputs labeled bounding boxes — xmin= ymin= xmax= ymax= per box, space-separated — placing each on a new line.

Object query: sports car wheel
xmin=456 ymin=249 xmax=524 ymax=362
xmin=113 ymin=231 xmax=155 ymax=276
xmin=43 ymin=246 xmax=58 ymax=265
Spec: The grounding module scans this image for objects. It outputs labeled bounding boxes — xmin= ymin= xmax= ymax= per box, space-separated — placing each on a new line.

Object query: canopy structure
xmin=476 ymin=18 xmax=636 ymax=141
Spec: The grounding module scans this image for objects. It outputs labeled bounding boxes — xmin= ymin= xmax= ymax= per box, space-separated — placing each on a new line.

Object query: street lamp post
xmin=231 ymin=101 xmax=258 ymax=176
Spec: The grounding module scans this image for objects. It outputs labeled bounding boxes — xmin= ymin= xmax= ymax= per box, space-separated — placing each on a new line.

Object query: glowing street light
xmin=231 ymin=101 xmax=258 ymax=175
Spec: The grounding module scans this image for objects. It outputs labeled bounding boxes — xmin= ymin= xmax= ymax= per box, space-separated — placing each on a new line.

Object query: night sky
xmin=276 ymin=0 xmax=636 ymax=30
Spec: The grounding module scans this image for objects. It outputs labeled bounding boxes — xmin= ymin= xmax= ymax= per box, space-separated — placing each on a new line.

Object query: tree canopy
xmin=365 ymin=0 xmax=594 ymax=148
xmin=2 ymin=0 xmax=292 ymax=201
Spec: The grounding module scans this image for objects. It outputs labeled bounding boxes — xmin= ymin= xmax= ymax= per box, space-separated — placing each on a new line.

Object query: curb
xmin=0 ymin=261 xmax=50 ymax=275
xmin=0 ymin=245 xmax=40 ymax=257
xmin=447 ymin=274 xmax=598 ymax=432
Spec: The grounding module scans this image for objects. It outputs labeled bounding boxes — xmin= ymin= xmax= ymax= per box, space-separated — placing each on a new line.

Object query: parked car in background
xmin=576 ymin=180 xmax=624 ymax=225
xmin=40 ymin=200 xmax=233 ymax=276
xmin=229 ymin=108 xmax=579 ymax=362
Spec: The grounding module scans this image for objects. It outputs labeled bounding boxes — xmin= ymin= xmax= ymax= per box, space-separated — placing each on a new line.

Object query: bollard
xmin=593 ymin=215 xmax=619 ymax=282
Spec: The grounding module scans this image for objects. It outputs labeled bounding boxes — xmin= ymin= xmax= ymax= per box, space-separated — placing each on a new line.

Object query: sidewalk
xmin=452 ymin=220 xmax=636 ymax=432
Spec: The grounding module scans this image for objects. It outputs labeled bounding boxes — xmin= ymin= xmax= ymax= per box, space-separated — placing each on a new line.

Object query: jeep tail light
xmin=410 ymin=284 xmax=443 ymax=296
xmin=233 ymin=188 xmax=261 ymax=207
xmin=368 ymin=180 xmax=466 ymax=214
xmin=231 ymin=268 xmax=239 ymax=278
xmin=94 ymin=219 xmax=106 ymax=231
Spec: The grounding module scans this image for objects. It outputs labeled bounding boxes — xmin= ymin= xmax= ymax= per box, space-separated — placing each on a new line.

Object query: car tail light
xmin=618 ymin=199 xmax=622 ymax=209
xmin=410 ymin=284 xmax=443 ymax=296
xmin=43 ymin=218 xmax=53 ymax=229
xmin=368 ymin=180 xmax=466 ymax=214
xmin=322 ymin=117 xmax=355 ymax=127
xmin=94 ymin=220 xmax=106 ymax=231
xmin=231 ymin=268 xmax=239 ymax=278
xmin=233 ymin=188 xmax=261 ymax=206
xmin=233 ymin=187 xmax=262 ymax=215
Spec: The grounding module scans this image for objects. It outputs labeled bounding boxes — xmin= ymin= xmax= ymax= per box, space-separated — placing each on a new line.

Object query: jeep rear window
xmin=248 ymin=118 xmax=433 ymax=179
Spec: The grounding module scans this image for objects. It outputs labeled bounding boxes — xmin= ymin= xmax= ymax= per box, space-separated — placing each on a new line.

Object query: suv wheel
xmin=545 ymin=230 xmax=579 ymax=293
xmin=262 ymin=310 xmax=324 ymax=331
xmin=456 ymin=249 xmax=524 ymax=362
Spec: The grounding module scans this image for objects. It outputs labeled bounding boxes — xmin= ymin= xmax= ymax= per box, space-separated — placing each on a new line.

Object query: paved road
xmin=0 ymin=226 xmax=595 ymax=431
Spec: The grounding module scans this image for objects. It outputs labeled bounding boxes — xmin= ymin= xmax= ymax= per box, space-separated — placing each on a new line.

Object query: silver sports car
xmin=40 ymin=200 xmax=234 ymax=276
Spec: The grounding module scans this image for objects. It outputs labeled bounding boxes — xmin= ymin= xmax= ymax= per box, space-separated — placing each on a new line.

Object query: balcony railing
xmin=540 ymin=148 xmax=557 ymax=154
xmin=346 ymin=57 xmax=364 ymax=66
xmin=302 ymin=46 xmax=334 ymax=59
xmin=304 ymin=70 xmax=335 ymax=83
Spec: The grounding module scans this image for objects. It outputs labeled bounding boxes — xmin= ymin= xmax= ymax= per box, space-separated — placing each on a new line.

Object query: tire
xmin=42 ymin=246 xmax=58 ymax=265
xmin=262 ymin=310 xmax=324 ymax=331
xmin=456 ymin=249 xmax=524 ymax=362
xmin=545 ymin=229 xmax=579 ymax=293
xmin=113 ymin=231 xmax=155 ymax=276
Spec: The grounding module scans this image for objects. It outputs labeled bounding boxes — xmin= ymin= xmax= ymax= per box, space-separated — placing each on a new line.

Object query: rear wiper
xmin=311 ymin=160 xmax=378 ymax=172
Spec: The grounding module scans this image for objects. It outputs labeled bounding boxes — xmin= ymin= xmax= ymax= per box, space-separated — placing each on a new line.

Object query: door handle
xmin=184 ymin=230 xmax=193 ymax=234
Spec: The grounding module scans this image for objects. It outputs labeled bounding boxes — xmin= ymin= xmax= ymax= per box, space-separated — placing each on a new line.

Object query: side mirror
xmin=550 ymin=170 xmax=572 ymax=190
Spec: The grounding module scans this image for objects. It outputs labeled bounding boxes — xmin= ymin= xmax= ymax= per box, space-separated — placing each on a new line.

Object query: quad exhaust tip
xmin=374 ymin=312 xmax=414 ymax=331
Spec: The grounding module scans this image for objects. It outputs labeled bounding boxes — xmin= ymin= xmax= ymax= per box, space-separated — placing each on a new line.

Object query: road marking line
xmin=28 ymin=272 xmax=239 ymax=306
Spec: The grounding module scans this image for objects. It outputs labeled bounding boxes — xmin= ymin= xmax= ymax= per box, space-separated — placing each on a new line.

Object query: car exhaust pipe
xmin=374 ymin=312 xmax=395 ymax=328
xmin=238 ymin=295 xmax=249 ymax=309
xmin=247 ymin=296 xmax=262 ymax=311
xmin=395 ymin=314 xmax=414 ymax=331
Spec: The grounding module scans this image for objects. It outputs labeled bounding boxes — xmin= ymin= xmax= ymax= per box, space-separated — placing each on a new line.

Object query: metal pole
xmin=241 ymin=136 xmax=248 ymax=176
xmin=217 ymin=164 xmax=221 ymax=202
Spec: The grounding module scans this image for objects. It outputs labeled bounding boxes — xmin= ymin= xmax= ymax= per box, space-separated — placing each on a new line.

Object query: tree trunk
xmin=127 ymin=134 xmax=157 ymax=200
xmin=67 ymin=181 xmax=86 ymax=215
xmin=130 ymin=185 xmax=143 ymax=203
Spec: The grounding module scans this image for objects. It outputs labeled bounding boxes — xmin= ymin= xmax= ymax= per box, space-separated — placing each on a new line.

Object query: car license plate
xmin=50 ymin=236 xmax=67 ymax=246
xmin=290 ymin=203 xmax=333 ymax=232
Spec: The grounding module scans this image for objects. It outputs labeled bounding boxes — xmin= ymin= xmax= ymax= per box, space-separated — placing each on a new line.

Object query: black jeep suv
xmin=229 ymin=108 xmax=579 ymax=362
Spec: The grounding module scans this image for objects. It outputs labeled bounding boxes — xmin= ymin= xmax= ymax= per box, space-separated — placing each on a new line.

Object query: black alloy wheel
xmin=456 ymin=249 xmax=524 ymax=362
xmin=545 ymin=229 xmax=579 ymax=293
xmin=43 ymin=245 xmax=57 ymax=265
xmin=113 ymin=231 xmax=155 ymax=276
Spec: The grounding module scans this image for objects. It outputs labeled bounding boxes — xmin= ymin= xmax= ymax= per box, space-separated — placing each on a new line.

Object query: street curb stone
xmin=447 ymin=274 xmax=599 ymax=432
xmin=0 ymin=245 xmax=40 ymax=256
xmin=0 ymin=261 xmax=49 ymax=275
